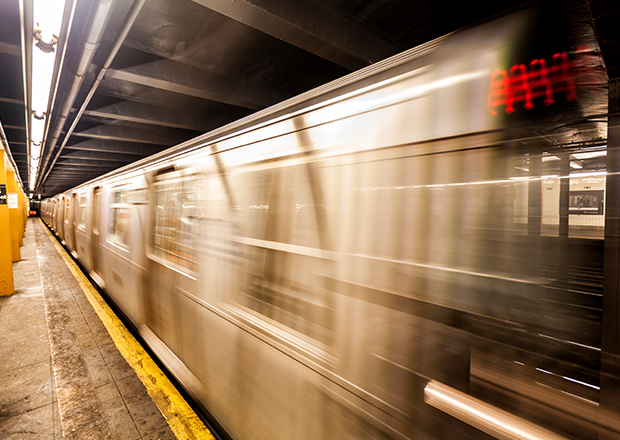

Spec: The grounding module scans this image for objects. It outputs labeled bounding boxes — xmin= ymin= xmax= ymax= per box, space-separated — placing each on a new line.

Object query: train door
xmin=56 ymin=198 xmax=62 ymax=234
xmin=53 ymin=198 xmax=62 ymax=235
xmin=145 ymin=170 xmax=201 ymax=359
xmin=53 ymin=198 xmax=58 ymax=234
xmin=59 ymin=196 xmax=66 ymax=242
xmin=91 ymin=186 xmax=104 ymax=286
xmin=51 ymin=200 xmax=57 ymax=230
xmin=70 ymin=192 xmax=78 ymax=257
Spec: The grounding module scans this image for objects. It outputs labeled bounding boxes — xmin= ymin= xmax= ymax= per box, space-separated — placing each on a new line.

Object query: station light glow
xmin=572 ymin=151 xmax=606 ymax=160
xmin=29 ymin=0 xmax=66 ymax=191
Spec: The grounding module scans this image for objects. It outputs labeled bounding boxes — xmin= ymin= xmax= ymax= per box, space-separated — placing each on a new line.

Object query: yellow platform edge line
xmin=39 ymin=219 xmax=215 ymax=440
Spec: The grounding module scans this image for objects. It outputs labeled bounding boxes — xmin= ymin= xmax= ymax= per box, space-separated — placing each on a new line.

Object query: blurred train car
xmin=41 ymin=3 xmax=619 ymax=439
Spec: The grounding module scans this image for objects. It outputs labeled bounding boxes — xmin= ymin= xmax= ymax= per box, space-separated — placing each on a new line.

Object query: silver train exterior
xmin=41 ymin=6 xmax=618 ymax=440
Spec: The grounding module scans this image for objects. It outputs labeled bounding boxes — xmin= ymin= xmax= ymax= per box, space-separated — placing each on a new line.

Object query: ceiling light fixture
xmin=29 ymin=0 xmax=66 ymax=191
xmin=572 ymin=151 xmax=607 ymax=160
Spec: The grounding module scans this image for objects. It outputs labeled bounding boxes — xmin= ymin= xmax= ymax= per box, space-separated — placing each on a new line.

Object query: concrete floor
xmin=0 ymin=218 xmax=176 ymax=440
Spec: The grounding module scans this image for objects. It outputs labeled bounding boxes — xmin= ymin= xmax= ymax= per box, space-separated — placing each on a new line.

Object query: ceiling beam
xmin=49 ymin=170 xmax=106 ymax=175
xmin=189 ymin=0 xmax=399 ymax=70
xmin=48 ymin=167 xmax=108 ymax=174
xmin=53 ymin=162 xmax=119 ymax=169
xmin=0 ymin=42 xmax=21 ymax=57
xmin=61 ymin=150 xmax=148 ymax=162
xmin=3 ymin=124 xmax=25 ymax=130
xmin=71 ymin=124 xmax=192 ymax=145
xmin=47 ymin=174 xmax=98 ymax=179
xmin=105 ymin=59 xmax=289 ymax=110
xmin=58 ymin=157 xmax=134 ymax=167
xmin=0 ymin=97 xmax=23 ymax=106
xmin=64 ymin=139 xmax=165 ymax=155
xmin=79 ymin=101 xmax=227 ymax=132
xmin=45 ymin=175 xmax=93 ymax=181
xmin=57 ymin=158 xmax=128 ymax=167
xmin=94 ymin=77 xmax=201 ymax=108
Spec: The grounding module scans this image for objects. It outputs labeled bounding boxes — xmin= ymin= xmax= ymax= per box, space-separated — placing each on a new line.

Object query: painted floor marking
xmin=40 ymin=219 xmax=215 ymax=440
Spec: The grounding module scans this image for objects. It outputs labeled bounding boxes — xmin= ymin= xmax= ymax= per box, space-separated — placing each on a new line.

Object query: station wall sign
xmin=7 ymin=193 xmax=17 ymax=209
xmin=569 ymin=190 xmax=604 ymax=215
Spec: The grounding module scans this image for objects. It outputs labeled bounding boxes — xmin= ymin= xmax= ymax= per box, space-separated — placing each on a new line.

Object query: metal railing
xmin=424 ymin=380 xmax=568 ymax=440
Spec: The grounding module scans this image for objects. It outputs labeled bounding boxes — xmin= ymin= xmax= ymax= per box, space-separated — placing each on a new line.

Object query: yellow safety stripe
xmin=40 ymin=218 xmax=215 ymax=440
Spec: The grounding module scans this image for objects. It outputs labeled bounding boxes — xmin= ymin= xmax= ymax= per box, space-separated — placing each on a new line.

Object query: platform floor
xmin=0 ymin=218 xmax=207 ymax=439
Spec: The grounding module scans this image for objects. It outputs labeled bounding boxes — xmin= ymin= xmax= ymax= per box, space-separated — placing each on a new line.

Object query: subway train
xmin=41 ymin=3 xmax=619 ymax=439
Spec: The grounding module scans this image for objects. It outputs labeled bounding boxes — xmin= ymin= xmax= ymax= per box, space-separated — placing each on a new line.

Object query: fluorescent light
xmin=541 ymin=155 xmax=560 ymax=162
xmin=31 ymin=48 xmax=55 ymax=113
xmin=29 ymin=0 xmax=67 ymax=191
xmin=31 ymin=117 xmax=45 ymax=148
xmin=572 ymin=151 xmax=606 ymax=160
xmin=31 ymin=143 xmax=41 ymax=159
xmin=33 ymin=0 xmax=65 ymax=43
xmin=569 ymin=161 xmax=583 ymax=169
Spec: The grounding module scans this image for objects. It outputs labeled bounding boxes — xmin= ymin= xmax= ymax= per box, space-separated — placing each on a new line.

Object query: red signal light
xmin=488 ymin=51 xmax=578 ymax=115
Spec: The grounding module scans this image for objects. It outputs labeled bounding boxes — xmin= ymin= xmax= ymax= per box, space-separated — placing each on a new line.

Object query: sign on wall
xmin=569 ymin=190 xmax=604 ymax=215
xmin=7 ymin=193 xmax=18 ymax=209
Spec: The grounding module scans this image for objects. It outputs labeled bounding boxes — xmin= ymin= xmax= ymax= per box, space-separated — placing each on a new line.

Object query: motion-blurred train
xmin=42 ymin=3 xmax=620 ymax=439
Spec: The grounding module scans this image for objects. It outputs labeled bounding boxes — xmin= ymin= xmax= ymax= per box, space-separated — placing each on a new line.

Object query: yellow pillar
xmin=22 ymin=190 xmax=28 ymax=232
xmin=14 ymin=184 xmax=23 ymax=246
xmin=6 ymin=171 xmax=21 ymax=262
xmin=20 ymin=188 xmax=25 ymax=242
xmin=0 ymin=148 xmax=14 ymax=295
xmin=18 ymin=188 xmax=25 ymax=242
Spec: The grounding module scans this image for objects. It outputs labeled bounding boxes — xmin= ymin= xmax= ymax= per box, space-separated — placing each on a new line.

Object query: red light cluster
xmin=488 ymin=51 xmax=582 ymax=115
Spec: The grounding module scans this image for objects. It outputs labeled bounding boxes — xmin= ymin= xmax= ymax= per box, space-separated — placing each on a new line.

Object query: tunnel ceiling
xmin=0 ymin=0 xmax=619 ymax=197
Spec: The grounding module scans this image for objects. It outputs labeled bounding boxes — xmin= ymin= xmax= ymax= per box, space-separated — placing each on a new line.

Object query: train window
xmin=152 ymin=177 xmax=201 ymax=274
xmin=230 ymin=165 xmax=334 ymax=345
xmin=93 ymin=189 xmax=100 ymax=235
xmin=64 ymin=197 xmax=70 ymax=223
xmin=232 ymin=166 xmax=322 ymax=247
xmin=109 ymin=189 xmax=131 ymax=247
xmin=78 ymin=194 xmax=87 ymax=229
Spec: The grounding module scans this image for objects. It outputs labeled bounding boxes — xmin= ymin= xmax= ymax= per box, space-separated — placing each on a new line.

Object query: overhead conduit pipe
xmin=39 ymin=0 xmax=147 ymax=189
xmin=37 ymin=0 xmax=118 ymax=189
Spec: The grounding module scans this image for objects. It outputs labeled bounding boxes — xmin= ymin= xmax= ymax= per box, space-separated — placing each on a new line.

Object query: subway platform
xmin=0 ymin=218 xmax=214 ymax=440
